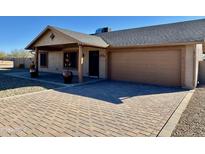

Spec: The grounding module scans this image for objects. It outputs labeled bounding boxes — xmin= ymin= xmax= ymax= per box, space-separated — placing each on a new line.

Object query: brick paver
xmin=0 ymin=74 xmax=61 ymax=98
xmin=0 ymin=81 xmax=188 ymax=137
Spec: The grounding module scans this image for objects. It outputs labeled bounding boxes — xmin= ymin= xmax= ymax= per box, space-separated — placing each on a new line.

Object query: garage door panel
xmin=109 ymin=49 xmax=181 ymax=86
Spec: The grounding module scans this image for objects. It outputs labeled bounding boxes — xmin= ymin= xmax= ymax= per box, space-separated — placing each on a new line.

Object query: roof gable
xmin=53 ymin=26 xmax=108 ymax=47
xmin=35 ymin=29 xmax=78 ymax=47
xmin=26 ymin=26 xmax=108 ymax=49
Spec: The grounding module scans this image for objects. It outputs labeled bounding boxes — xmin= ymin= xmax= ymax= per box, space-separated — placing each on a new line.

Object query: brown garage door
xmin=109 ymin=48 xmax=181 ymax=86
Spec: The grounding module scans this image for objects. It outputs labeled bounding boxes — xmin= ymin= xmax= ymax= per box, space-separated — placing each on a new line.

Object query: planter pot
xmin=63 ymin=70 xmax=73 ymax=84
xmin=30 ymin=69 xmax=38 ymax=78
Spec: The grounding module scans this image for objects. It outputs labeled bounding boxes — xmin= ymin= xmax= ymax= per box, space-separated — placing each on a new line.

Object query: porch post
xmin=78 ymin=45 xmax=83 ymax=83
xmin=35 ymin=47 xmax=39 ymax=73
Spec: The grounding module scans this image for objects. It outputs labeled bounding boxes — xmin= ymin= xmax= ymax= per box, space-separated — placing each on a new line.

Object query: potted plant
xmin=62 ymin=58 xmax=73 ymax=83
xmin=63 ymin=69 xmax=73 ymax=83
xmin=29 ymin=61 xmax=38 ymax=78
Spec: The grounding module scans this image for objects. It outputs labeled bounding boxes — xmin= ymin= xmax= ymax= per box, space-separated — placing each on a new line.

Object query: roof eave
xmin=25 ymin=25 xmax=51 ymax=50
xmin=25 ymin=26 xmax=109 ymax=50
xmin=108 ymin=41 xmax=204 ymax=49
xmin=79 ymin=41 xmax=109 ymax=48
xmin=25 ymin=25 xmax=82 ymax=50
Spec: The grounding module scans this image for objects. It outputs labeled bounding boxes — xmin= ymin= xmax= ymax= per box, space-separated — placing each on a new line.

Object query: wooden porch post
xmin=35 ymin=48 xmax=39 ymax=73
xmin=78 ymin=45 xmax=83 ymax=83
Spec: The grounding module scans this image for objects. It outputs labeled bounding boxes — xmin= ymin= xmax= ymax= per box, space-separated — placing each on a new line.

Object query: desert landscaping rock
xmin=172 ymin=86 xmax=205 ymax=137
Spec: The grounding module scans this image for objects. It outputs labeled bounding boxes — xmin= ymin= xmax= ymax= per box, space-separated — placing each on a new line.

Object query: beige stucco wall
xmin=37 ymin=44 xmax=203 ymax=87
xmin=34 ymin=29 xmax=76 ymax=47
xmin=107 ymin=44 xmax=203 ymax=89
xmin=184 ymin=44 xmax=203 ymax=89
xmin=184 ymin=45 xmax=194 ymax=89
xmin=38 ymin=47 xmax=108 ymax=79
xmin=82 ymin=47 xmax=107 ymax=79
xmin=195 ymin=44 xmax=203 ymax=85
xmin=38 ymin=51 xmax=63 ymax=73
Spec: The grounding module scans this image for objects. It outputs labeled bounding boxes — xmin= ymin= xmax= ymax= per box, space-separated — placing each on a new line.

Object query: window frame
xmin=39 ymin=52 xmax=48 ymax=68
xmin=63 ymin=51 xmax=78 ymax=69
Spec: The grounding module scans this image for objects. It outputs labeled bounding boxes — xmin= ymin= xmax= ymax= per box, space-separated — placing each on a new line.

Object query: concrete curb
xmin=157 ymin=90 xmax=195 ymax=137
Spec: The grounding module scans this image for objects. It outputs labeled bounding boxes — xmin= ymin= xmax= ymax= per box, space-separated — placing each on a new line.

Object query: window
xmin=40 ymin=52 xmax=48 ymax=67
xmin=64 ymin=52 xmax=78 ymax=69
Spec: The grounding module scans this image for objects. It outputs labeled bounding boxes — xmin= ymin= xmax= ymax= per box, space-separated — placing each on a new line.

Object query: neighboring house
xmin=25 ymin=19 xmax=205 ymax=89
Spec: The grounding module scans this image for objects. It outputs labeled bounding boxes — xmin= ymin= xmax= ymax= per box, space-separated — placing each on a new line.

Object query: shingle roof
xmin=52 ymin=26 xmax=109 ymax=48
xmin=96 ymin=19 xmax=205 ymax=47
xmin=26 ymin=19 xmax=205 ymax=50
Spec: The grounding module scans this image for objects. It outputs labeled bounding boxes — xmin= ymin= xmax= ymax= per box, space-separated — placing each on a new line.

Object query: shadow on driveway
xmin=56 ymin=80 xmax=187 ymax=104
xmin=0 ymin=74 xmax=61 ymax=91
xmin=0 ymin=68 xmax=187 ymax=104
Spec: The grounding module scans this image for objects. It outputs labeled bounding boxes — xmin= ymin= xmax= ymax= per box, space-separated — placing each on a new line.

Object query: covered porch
xmin=25 ymin=25 xmax=109 ymax=83
xmin=35 ymin=44 xmax=85 ymax=83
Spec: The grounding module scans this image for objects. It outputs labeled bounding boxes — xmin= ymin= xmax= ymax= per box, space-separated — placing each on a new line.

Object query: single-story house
xmin=25 ymin=19 xmax=205 ymax=89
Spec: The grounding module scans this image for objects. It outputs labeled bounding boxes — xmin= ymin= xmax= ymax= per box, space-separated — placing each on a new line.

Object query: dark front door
xmin=89 ymin=51 xmax=99 ymax=77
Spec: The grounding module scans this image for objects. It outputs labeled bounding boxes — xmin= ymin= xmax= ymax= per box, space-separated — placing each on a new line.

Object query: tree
xmin=0 ymin=51 xmax=6 ymax=59
xmin=8 ymin=49 xmax=33 ymax=58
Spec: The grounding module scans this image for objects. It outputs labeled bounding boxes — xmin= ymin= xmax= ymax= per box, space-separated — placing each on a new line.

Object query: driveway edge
xmin=157 ymin=89 xmax=195 ymax=137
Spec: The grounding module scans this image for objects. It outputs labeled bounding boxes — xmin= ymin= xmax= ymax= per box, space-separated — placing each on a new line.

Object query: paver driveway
xmin=0 ymin=81 xmax=188 ymax=137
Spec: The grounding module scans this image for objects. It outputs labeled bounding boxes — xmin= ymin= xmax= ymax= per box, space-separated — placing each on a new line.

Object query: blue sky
xmin=0 ymin=16 xmax=204 ymax=52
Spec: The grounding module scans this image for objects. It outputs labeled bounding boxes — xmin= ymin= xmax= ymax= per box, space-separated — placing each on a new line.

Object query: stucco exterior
xmin=38 ymin=44 xmax=203 ymax=89
xmin=27 ymin=24 xmax=205 ymax=89
xmin=35 ymin=29 xmax=76 ymax=47
xmin=184 ymin=44 xmax=203 ymax=89
xmin=82 ymin=47 xmax=107 ymax=79
xmin=106 ymin=44 xmax=203 ymax=89
xmin=184 ymin=45 xmax=195 ymax=89
xmin=38 ymin=51 xmax=63 ymax=73
xmin=195 ymin=44 xmax=203 ymax=85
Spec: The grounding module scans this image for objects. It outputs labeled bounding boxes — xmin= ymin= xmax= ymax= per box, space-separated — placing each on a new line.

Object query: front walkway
xmin=5 ymin=71 xmax=98 ymax=86
xmin=0 ymin=81 xmax=188 ymax=137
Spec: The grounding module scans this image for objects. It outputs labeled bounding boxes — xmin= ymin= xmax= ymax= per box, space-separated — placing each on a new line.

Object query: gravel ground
xmin=0 ymin=73 xmax=62 ymax=98
xmin=172 ymin=86 xmax=205 ymax=137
